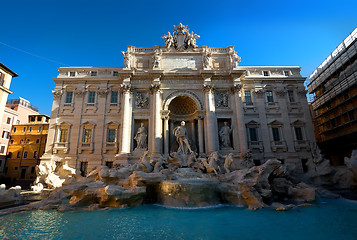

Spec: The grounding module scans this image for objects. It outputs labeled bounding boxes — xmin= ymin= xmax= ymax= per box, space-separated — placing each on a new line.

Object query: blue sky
xmin=1 ymin=0 xmax=356 ymax=115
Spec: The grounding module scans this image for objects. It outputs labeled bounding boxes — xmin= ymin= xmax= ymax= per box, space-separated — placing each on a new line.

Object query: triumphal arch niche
xmin=46 ymin=23 xmax=315 ymax=173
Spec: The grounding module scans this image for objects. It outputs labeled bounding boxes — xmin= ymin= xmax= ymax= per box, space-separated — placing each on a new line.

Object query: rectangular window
xmin=29 ymin=127 xmax=32 ymax=133
xmin=82 ymin=128 xmax=92 ymax=143
xmin=266 ymin=90 xmax=274 ymax=102
xmin=88 ymin=91 xmax=96 ymax=103
xmin=288 ymin=90 xmax=295 ymax=102
xmin=33 ymin=151 xmax=38 ymax=158
xmin=6 ymin=117 xmax=11 ymax=124
xmin=36 ymin=139 xmax=40 ymax=144
xmin=65 ymin=92 xmax=73 ymax=103
xmin=59 ymin=129 xmax=68 ymax=142
xmin=294 ymin=127 xmax=303 ymax=141
xmin=249 ymin=128 xmax=258 ymax=141
xmin=349 ymin=111 xmax=355 ymax=121
xmin=38 ymin=116 xmax=42 ymax=122
xmin=80 ymin=162 xmax=88 ymax=177
xmin=113 ymin=71 xmax=118 ymax=76
xmin=31 ymin=167 xmax=36 ymax=173
xmin=272 ymin=128 xmax=280 ymax=141
xmin=22 ymin=127 xmax=26 ymax=132
xmin=38 ymin=126 xmax=42 ymax=132
xmin=244 ymin=91 xmax=252 ymax=103
xmin=105 ymin=161 xmax=113 ymax=168
xmin=263 ymin=71 xmax=269 ymax=76
xmin=91 ymin=71 xmax=97 ymax=76
xmin=2 ymin=131 xmax=6 ymax=138
xmin=284 ymin=71 xmax=290 ymax=76
xmin=23 ymin=151 xmax=28 ymax=158
xmin=331 ymin=119 xmax=336 ymax=127
xmin=107 ymin=129 xmax=116 ymax=142
xmin=17 ymin=151 xmax=21 ymax=158
xmin=13 ymin=127 xmax=16 ymax=133
xmin=111 ymin=91 xmax=118 ymax=103
xmin=0 ymin=146 xmax=5 ymax=153
xmin=69 ymin=72 xmax=76 ymax=77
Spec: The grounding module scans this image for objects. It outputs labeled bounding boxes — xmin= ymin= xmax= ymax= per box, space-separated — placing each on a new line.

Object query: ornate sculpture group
xmin=161 ymin=23 xmax=200 ymax=51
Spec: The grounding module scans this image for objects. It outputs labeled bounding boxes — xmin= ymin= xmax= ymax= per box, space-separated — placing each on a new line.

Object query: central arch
xmin=163 ymin=90 xmax=203 ymax=112
xmin=166 ymin=94 xmax=201 ymax=154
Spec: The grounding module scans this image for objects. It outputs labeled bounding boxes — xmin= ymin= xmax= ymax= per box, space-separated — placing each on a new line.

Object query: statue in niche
xmin=173 ymin=121 xmax=193 ymax=155
xmin=152 ymin=49 xmax=161 ymax=69
xmin=161 ymin=32 xmax=174 ymax=48
xmin=134 ymin=123 xmax=147 ymax=150
xmin=203 ymin=52 xmax=212 ymax=69
xmin=135 ymin=93 xmax=148 ymax=108
xmin=121 ymin=51 xmax=131 ymax=69
xmin=219 ymin=122 xmax=232 ymax=148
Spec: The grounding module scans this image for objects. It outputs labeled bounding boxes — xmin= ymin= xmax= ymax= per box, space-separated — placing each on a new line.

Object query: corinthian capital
xmin=150 ymin=83 xmax=161 ymax=93
xmin=52 ymin=90 xmax=63 ymax=98
xmin=121 ymin=83 xmax=133 ymax=93
xmin=231 ymin=84 xmax=242 ymax=93
xmin=203 ymin=84 xmax=214 ymax=92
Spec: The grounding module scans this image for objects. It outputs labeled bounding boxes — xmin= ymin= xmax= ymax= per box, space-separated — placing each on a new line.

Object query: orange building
xmin=5 ymin=114 xmax=49 ymax=187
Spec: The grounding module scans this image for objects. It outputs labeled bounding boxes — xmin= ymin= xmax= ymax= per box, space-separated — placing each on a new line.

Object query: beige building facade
xmin=42 ymin=24 xmax=315 ymax=175
xmin=0 ymin=62 xmax=17 ymax=172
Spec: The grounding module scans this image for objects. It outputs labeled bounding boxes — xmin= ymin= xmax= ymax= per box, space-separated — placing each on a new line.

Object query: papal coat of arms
xmin=161 ymin=23 xmax=200 ymax=51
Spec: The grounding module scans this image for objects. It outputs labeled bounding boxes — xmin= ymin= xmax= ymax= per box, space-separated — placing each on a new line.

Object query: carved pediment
xmin=246 ymin=120 xmax=260 ymax=126
xmin=58 ymin=121 xmax=72 ymax=127
xmin=268 ymin=120 xmax=283 ymax=126
xmin=81 ymin=121 xmax=96 ymax=127
xmin=105 ymin=121 xmax=120 ymax=127
xmin=291 ymin=120 xmax=305 ymax=126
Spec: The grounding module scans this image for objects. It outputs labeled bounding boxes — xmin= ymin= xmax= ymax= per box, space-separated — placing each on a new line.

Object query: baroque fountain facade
xmin=32 ymin=24 xmax=322 ymax=209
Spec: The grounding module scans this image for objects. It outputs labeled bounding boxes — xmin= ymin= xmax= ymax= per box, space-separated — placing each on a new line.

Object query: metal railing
xmin=6 ymin=99 xmax=39 ymax=112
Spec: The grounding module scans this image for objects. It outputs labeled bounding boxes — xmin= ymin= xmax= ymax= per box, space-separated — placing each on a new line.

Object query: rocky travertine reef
xmin=306 ymin=147 xmax=357 ymax=193
xmin=29 ymin=151 xmax=318 ymax=211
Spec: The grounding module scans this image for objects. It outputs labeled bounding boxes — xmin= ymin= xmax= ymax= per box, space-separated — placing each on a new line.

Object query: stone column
xmin=150 ymin=83 xmax=162 ymax=156
xmin=120 ymin=84 xmax=133 ymax=154
xmin=203 ymin=80 xmax=219 ymax=153
xmin=197 ymin=113 xmax=205 ymax=156
xmin=161 ymin=110 xmax=170 ymax=156
xmin=232 ymin=83 xmax=248 ymax=152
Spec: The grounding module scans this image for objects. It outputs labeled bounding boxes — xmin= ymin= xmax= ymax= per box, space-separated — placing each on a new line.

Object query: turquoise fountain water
xmin=0 ymin=198 xmax=356 ymax=240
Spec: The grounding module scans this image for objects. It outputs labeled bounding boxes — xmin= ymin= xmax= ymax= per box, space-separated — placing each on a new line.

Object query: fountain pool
xmin=0 ymin=198 xmax=356 ymax=240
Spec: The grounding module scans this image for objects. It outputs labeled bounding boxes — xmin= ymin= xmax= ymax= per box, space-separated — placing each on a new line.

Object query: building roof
xmin=0 ymin=62 xmax=18 ymax=77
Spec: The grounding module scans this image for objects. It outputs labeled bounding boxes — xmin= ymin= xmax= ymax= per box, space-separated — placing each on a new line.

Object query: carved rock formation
xmin=30 ymin=152 xmax=317 ymax=211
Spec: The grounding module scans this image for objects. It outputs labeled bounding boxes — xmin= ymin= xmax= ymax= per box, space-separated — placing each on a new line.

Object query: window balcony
xmin=53 ymin=142 xmax=69 ymax=153
xmin=265 ymin=102 xmax=280 ymax=112
xmin=294 ymin=140 xmax=310 ymax=151
xmin=79 ymin=142 xmax=94 ymax=153
xmin=248 ymin=141 xmax=263 ymax=152
xmin=270 ymin=140 xmax=287 ymax=152
xmin=243 ymin=102 xmax=257 ymax=112
xmin=103 ymin=142 xmax=118 ymax=153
